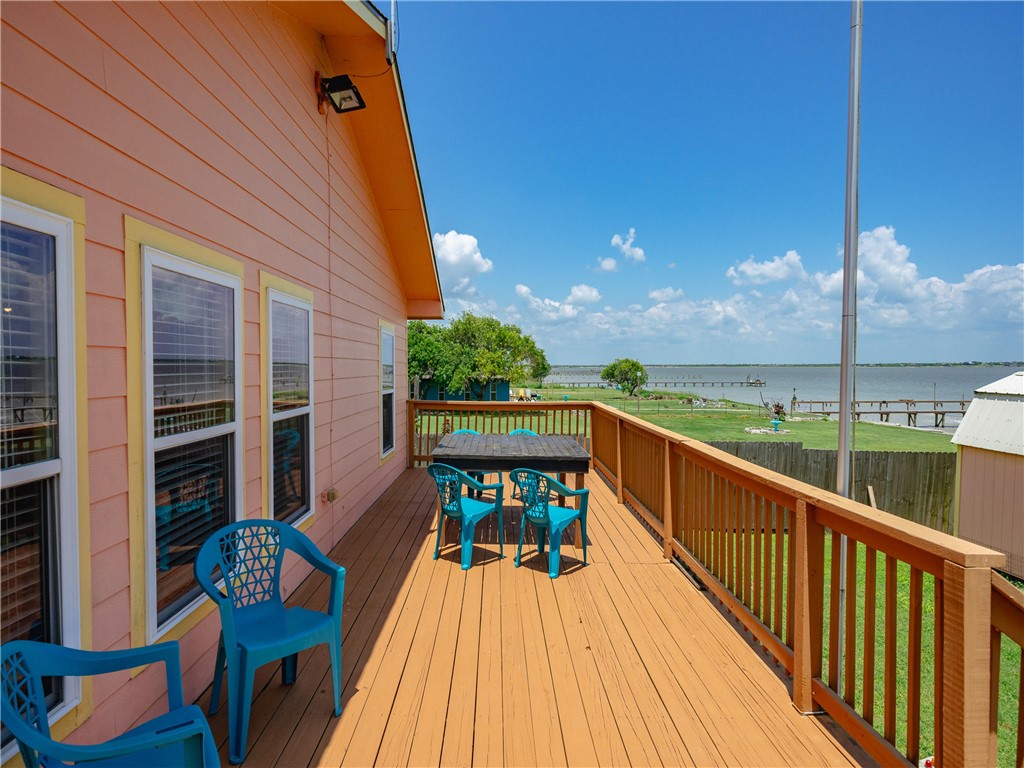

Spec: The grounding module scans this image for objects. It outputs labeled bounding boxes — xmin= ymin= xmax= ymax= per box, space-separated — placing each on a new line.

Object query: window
xmin=380 ymin=324 xmax=395 ymax=456
xmin=437 ymin=383 xmax=446 ymax=401
xmin=1 ymin=199 xmax=81 ymax=737
xmin=268 ymin=292 xmax=313 ymax=524
xmin=144 ymin=248 xmax=241 ymax=633
xmin=489 ymin=380 xmax=498 ymax=401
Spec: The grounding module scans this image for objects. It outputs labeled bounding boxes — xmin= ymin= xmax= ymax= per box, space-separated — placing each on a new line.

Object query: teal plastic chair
xmin=1 ymin=639 xmax=218 ymax=768
xmin=508 ymin=428 xmax=538 ymax=436
xmin=451 ymin=429 xmax=490 ymax=491
xmin=195 ymin=520 xmax=345 ymax=764
xmin=509 ymin=468 xmax=589 ymax=579
xmin=427 ymin=463 xmax=504 ymax=570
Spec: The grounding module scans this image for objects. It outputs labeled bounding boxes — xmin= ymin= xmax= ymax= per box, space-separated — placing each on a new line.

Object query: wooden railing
xmin=407 ymin=400 xmax=590 ymax=467
xmin=410 ymin=399 xmax=1020 ymax=765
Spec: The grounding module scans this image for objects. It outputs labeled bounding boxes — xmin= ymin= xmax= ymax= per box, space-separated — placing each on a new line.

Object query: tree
xmin=601 ymin=358 xmax=648 ymax=397
xmin=408 ymin=313 xmax=550 ymax=399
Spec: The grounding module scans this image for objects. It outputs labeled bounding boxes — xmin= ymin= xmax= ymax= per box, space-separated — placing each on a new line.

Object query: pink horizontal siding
xmin=2 ymin=0 xmax=413 ymax=745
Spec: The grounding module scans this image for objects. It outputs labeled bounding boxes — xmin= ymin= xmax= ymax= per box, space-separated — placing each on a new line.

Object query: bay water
xmin=545 ymin=363 xmax=1022 ymax=430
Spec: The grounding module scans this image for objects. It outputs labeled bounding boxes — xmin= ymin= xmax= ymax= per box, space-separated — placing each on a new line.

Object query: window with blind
xmin=269 ymin=293 xmax=312 ymax=524
xmin=144 ymin=248 xmax=241 ymax=631
xmin=1 ymin=201 xmax=81 ymax=743
xmin=380 ymin=325 xmax=395 ymax=456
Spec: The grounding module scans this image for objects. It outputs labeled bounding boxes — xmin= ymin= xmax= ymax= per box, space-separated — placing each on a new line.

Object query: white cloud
xmin=514 ymin=283 xmax=580 ymax=319
xmin=648 ymin=286 xmax=685 ymax=302
xmin=499 ymin=227 xmax=1021 ymax=364
xmin=433 ymin=230 xmax=493 ymax=298
xmin=726 ymin=249 xmax=808 ymax=285
xmin=566 ymin=284 xmax=602 ymax=304
xmin=667 ymin=262 xmax=677 ymax=269
xmin=611 ymin=227 xmax=646 ymax=262
xmin=596 ymin=256 xmax=618 ymax=272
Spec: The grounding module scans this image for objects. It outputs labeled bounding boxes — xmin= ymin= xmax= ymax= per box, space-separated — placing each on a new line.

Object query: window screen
xmin=151 ymin=266 xmax=234 ymax=438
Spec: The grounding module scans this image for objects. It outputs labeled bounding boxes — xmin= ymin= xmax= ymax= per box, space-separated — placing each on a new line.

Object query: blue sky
xmin=392 ymin=1 xmax=1023 ymax=365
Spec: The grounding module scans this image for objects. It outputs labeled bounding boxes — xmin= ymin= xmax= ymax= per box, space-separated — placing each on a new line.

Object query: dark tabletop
xmin=431 ymin=433 xmax=590 ymax=474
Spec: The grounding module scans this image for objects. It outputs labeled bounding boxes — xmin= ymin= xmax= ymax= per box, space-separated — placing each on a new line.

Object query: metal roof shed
xmin=951 ymin=370 xmax=1024 ymax=577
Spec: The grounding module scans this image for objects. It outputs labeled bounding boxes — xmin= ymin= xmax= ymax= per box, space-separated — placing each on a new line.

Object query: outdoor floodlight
xmin=316 ymin=71 xmax=367 ymax=114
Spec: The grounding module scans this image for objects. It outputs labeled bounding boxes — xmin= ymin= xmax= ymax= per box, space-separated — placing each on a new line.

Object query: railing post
xmin=941 ymin=561 xmax=994 ymax=766
xmin=662 ymin=438 xmax=673 ymax=558
xmin=615 ymin=416 xmax=624 ymax=503
xmin=793 ymin=499 xmax=824 ymax=712
xmin=407 ymin=399 xmax=416 ymax=468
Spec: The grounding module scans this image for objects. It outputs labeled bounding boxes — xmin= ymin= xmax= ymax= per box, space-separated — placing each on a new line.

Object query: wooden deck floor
xmin=198 ymin=468 xmax=872 ymax=767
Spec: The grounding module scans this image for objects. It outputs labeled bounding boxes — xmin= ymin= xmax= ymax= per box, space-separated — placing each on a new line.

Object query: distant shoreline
xmin=549 ymin=361 xmax=1023 ymax=369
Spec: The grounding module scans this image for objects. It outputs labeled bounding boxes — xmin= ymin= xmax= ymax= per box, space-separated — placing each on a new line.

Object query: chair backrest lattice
xmin=512 ymin=469 xmax=552 ymax=523
xmin=214 ymin=524 xmax=284 ymax=609
xmin=1 ymin=649 xmax=47 ymax=741
xmin=427 ymin=464 xmax=465 ymax=519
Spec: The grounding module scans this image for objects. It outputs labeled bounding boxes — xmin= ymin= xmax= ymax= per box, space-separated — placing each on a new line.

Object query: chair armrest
xmin=22 ymin=716 xmax=210 ymax=764
xmin=462 ymin=474 xmax=503 ymax=494
xmin=545 ymin=475 xmax=589 ymax=498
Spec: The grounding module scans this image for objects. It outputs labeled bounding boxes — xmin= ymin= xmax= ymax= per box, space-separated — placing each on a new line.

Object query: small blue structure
xmin=414 ymin=378 xmax=510 ymax=402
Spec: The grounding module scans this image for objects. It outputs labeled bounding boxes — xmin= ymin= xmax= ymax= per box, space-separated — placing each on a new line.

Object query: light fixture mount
xmin=316 ymin=71 xmax=367 ymax=115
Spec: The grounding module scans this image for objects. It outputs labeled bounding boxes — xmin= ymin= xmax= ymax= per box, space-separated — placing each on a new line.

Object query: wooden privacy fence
xmin=707 ymin=441 xmax=956 ymax=534
xmin=411 ymin=400 xmax=1023 ymax=766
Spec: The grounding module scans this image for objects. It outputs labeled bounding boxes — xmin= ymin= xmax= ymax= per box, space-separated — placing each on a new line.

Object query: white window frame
xmin=142 ymin=246 xmax=243 ymax=640
xmin=267 ymin=289 xmax=314 ymax=526
xmin=380 ymin=324 xmax=395 ymax=457
xmin=0 ymin=198 xmax=82 ymax=745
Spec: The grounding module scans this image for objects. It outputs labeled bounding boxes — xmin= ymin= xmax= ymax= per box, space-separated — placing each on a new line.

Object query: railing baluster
xmin=884 ymin=554 xmax=897 ymax=745
xmin=845 ymin=538 xmax=858 ymax=707
xmin=773 ymin=503 xmax=783 ymax=639
xmin=934 ymin=578 xmax=943 ymax=768
xmin=990 ymin=627 xmax=1001 ymax=764
xmin=908 ymin=567 xmax=923 ymax=761
xmin=786 ymin=509 xmax=795 ymax=648
xmin=829 ymin=530 xmax=841 ymax=691
xmin=863 ymin=546 xmax=878 ymax=725
xmin=753 ymin=495 xmax=762 ymax=618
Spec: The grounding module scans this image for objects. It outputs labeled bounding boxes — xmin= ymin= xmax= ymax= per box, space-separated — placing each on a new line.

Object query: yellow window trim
xmin=1 ymin=167 xmax=94 ymax=751
xmin=259 ymin=271 xmax=315 ymax=526
xmin=124 ymin=217 xmax=244 ymax=653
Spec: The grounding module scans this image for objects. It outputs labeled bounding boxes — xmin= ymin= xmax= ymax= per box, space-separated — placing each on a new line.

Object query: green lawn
xmin=534 ymin=384 xmax=955 ymax=452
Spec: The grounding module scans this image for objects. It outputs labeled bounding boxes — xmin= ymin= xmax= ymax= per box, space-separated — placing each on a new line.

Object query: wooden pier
xmin=792 ymin=398 xmax=969 ymax=427
xmin=553 ymin=378 xmax=766 ymax=389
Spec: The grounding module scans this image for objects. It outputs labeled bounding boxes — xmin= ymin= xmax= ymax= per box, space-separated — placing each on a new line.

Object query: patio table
xmin=431 ymin=432 xmax=591 ymax=547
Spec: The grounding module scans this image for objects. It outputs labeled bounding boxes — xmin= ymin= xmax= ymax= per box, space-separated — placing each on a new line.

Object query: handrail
xmin=409 ymin=398 xmax=1014 ymax=765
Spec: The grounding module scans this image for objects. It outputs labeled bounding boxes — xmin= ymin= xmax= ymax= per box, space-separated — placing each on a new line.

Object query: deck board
xmin=200 ymin=467 xmax=873 ymax=767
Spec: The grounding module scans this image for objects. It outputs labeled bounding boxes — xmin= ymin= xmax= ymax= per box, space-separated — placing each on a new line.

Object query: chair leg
xmin=209 ymin=637 xmax=226 ymax=716
xmin=434 ymin=510 xmax=444 ymax=560
xmin=515 ymin=516 xmax=527 ymax=567
xmin=328 ymin=635 xmax=343 ymax=717
xmin=460 ymin=519 xmax=476 ymax=570
xmin=282 ymin=652 xmax=298 ymax=685
xmin=582 ymin=513 xmax=588 ymax=566
xmin=498 ymin=507 xmax=504 ymax=559
xmin=549 ymin=525 xmax=565 ymax=579
xmin=230 ymin=659 xmax=257 ymax=765
xmin=537 ymin=525 xmax=547 ymax=555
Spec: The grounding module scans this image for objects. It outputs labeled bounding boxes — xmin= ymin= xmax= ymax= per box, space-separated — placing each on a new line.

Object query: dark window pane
xmin=0 ymin=477 xmax=62 ymax=738
xmin=151 ymin=266 xmax=234 ymax=438
xmin=273 ymin=416 xmax=308 ymax=522
xmin=154 ymin=436 xmax=232 ymax=623
xmin=382 ymin=393 xmax=394 ymax=454
xmin=271 ymin=301 xmax=309 ymax=413
xmin=1 ymin=222 xmax=58 ymax=469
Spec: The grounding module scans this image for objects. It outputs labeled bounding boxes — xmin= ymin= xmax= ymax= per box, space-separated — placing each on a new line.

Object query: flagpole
xmin=836 ymin=0 xmax=863 ymax=699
